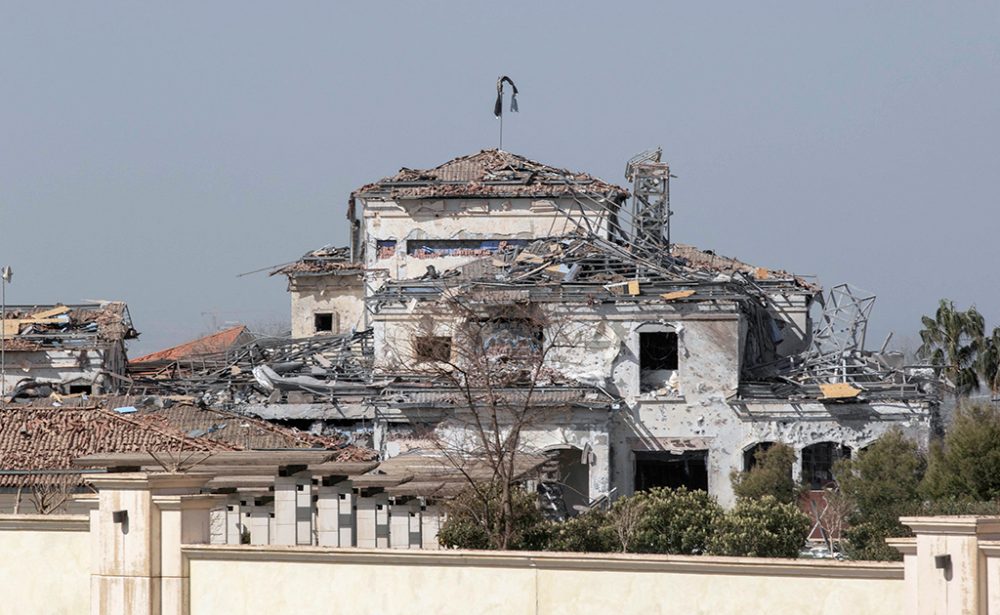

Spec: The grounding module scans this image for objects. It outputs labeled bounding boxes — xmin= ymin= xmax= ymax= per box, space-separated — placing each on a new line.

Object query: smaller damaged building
xmin=271 ymin=246 xmax=365 ymax=338
xmin=0 ymin=302 xmax=137 ymax=400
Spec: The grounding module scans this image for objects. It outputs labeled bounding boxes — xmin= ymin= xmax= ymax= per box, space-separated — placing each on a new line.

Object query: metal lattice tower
xmin=625 ymin=148 xmax=672 ymax=253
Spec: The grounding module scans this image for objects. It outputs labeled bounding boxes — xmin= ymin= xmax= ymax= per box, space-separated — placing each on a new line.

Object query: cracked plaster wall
xmin=289 ymin=275 xmax=365 ymax=339
xmin=359 ymin=197 xmax=607 ymax=280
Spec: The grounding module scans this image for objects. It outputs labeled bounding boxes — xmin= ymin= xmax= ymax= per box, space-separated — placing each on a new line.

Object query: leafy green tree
xmin=837 ymin=430 xmax=925 ymax=524
xmin=632 ymin=487 xmax=723 ymax=555
xmin=918 ymin=299 xmax=984 ymax=399
xmin=922 ymin=404 xmax=1000 ymax=501
xmin=834 ymin=429 xmax=926 ymax=560
xmin=706 ymin=496 xmax=810 ymax=559
xmin=731 ymin=443 xmax=799 ymax=504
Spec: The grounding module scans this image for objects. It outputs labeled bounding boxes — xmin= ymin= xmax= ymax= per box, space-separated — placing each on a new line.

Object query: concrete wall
xmin=359 ymin=197 xmax=608 ymax=280
xmin=0 ymin=515 xmax=90 ymax=614
xmin=184 ymin=546 xmax=903 ymax=615
xmin=0 ymin=347 xmax=113 ymax=395
xmin=288 ymin=274 xmax=365 ymax=338
xmin=372 ymin=300 xmax=929 ymax=507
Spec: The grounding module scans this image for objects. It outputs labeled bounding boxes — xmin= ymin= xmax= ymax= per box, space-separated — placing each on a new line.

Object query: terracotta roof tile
xmin=353 ymin=149 xmax=628 ymax=201
xmin=130 ymin=325 xmax=251 ymax=363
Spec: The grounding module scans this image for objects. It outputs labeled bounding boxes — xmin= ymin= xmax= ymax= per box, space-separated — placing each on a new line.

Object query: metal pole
xmin=1 ymin=276 xmax=5 ymax=410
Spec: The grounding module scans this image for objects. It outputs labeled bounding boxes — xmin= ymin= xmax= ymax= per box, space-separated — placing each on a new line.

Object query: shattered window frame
xmin=414 ymin=336 xmax=453 ymax=363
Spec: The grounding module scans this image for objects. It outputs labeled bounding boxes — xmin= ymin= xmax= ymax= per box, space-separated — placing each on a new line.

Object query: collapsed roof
xmin=0 ymin=302 xmax=137 ymax=352
xmin=353 ymin=149 xmax=630 ymax=202
xmin=269 ymin=245 xmax=362 ymax=278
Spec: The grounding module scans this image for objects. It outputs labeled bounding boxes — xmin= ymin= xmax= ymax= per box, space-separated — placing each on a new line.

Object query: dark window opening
xmin=639 ymin=330 xmax=678 ymax=392
xmin=802 ymin=442 xmax=850 ymax=490
xmin=743 ymin=442 xmax=776 ymax=471
xmin=414 ymin=336 xmax=452 ymax=362
xmin=68 ymin=385 xmax=92 ymax=395
xmin=640 ymin=331 xmax=678 ymax=370
xmin=634 ymin=450 xmax=708 ymax=492
xmin=314 ymin=313 xmax=334 ymax=333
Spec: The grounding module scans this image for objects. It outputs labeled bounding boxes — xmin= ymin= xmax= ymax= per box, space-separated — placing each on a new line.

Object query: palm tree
xmin=918 ymin=299 xmax=984 ymax=400
xmin=976 ymin=327 xmax=1000 ymax=399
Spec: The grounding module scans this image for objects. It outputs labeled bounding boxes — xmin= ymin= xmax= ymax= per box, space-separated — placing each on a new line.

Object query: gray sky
xmin=2 ymin=1 xmax=998 ymax=355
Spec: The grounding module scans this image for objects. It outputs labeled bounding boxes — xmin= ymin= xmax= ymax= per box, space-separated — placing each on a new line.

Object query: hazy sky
xmin=2 ymin=2 xmax=998 ymax=355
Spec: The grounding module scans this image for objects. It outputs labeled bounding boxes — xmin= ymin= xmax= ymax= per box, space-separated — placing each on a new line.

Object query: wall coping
xmin=978 ymin=540 xmax=1000 ymax=556
xmin=0 ymin=514 xmax=90 ymax=532
xmin=886 ymin=537 xmax=917 ymax=556
xmin=900 ymin=516 xmax=1000 ymax=535
xmin=182 ymin=545 xmax=904 ymax=580
xmin=86 ymin=472 xmax=213 ymax=491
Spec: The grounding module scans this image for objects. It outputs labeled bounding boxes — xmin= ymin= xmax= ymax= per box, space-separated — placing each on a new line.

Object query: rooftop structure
xmin=0 ymin=302 xmax=137 ymax=399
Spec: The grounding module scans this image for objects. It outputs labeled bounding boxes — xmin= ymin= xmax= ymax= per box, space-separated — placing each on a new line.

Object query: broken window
xmin=638 ymin=327 xmax=678 ymax=392
xmin=406 ymin=239 xmax=529 ymax=258
xmin=634 ymin=450 xmax=708 ymax=492
xmin=743 ymin=442 xmax=776 ymax=471
xmin=314 ymin=313 xmax=335 ymax=333
xmin=68 ymin=384 xmax=92 ymax=395
xmin=414 ymin=336 xmax=452 ymax=363
xmin=478 ymin=317 xmax=543 ymax=359
xmin=802 ymin=442 xmax=850 ymax=490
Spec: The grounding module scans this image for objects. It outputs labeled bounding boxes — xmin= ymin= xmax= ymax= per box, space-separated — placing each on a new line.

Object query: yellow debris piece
xmin=819 ymin=383 xmax=862 ymax=400
xmin=627 ymin=280 xmax=640 ymax=296
xmin=661 ymin=290 xmax=696 ymax=301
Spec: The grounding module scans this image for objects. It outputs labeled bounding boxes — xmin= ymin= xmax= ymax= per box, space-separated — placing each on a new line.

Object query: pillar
xmin=316 ymin=478 xmax=354 ymax=547
xmin=355 ymin=492 xmax=389 ymax=549
xmin=420 ymin=503 xmax=443 ymax=550
xmin=895 ymin=516 xmax=1000 ymax=615
xmin=274 ymin=472 xmax=312 ymax=546
xmin=389 ymin=499 xmax=421 ymax=549
xmin=86 ymin=472 xmax=215 ymax=615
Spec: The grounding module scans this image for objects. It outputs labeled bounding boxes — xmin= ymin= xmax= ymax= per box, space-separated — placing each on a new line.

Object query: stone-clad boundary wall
xmin=0 ymin=515 xmax=90 ymax=615
xmin=184 ymin=546 xmax=903 ymax=615
xmin=4 ymin=478 xmax=1000 ymax=615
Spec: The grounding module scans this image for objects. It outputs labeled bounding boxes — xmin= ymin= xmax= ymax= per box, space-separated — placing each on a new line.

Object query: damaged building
xmin=245 ymin=148 xmax=933 ymax=510
xmin=0 ymin=302 xmax=137 ymax=400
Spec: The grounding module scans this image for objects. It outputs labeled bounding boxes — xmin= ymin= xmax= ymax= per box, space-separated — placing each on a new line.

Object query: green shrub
xmin=731 ymin=443 xmax=799 ymax=504
xmin=437 ymin=483 xmax=549 ymax=550
xmin=707 ymin=496 xmax=810 ymax=558
xmin=842 ymin=518 xmax=911 ymax=561
xmin=922 ymin=404 xmax=1000 ymax=501
xmin=545 ymin=510 xmax=616 ymax=553
xmin=632 ymin=487 xmax=724 ymax=555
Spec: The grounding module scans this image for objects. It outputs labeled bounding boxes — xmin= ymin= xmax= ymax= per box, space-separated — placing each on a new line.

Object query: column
xmin=316 ymin=478 xmax=354 ymax=547
xmin=896 ymin=516 xmax=1000 ymax=615
xmin=86 ymin=472 xmax=213 ymax=615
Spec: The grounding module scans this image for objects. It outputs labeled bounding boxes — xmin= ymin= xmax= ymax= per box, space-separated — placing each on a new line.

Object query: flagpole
xmin=499 ymin=113 xmax=504 ymax=150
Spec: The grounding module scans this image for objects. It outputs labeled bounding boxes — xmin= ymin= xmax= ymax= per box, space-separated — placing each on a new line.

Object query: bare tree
xmin=386 ymin=292 xmax=575 ymax=549
xmin=608 ymin=495 xmax=647 ymax=552
xmin=27 ymin=481 xmax=74 ymax=515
